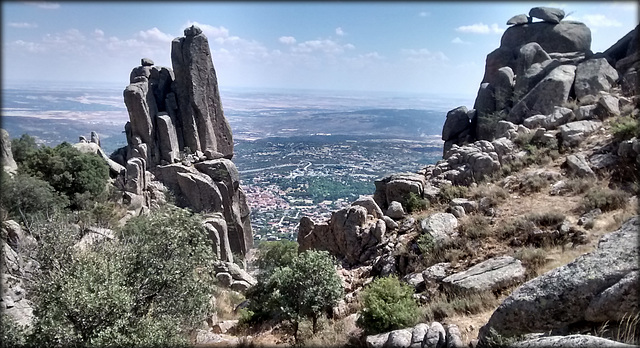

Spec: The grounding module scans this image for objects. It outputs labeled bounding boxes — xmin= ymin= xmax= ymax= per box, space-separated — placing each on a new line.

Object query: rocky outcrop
xmin=374 ymin=173 xmax=426 ymax=211
xmin=479 ymin=216 xmax=639 ymax=339
xmin=1 ymin=129 xmax=18 ymax=175
xmin=113 ymin=26 xmax=253 ymax=258
xmin=171 ymin=25 xmax=233 ymax=158
xmin=512 ymin=334 xmax=637 ymax=348
xmin=574 ymin=58 xmax=619 ymax=100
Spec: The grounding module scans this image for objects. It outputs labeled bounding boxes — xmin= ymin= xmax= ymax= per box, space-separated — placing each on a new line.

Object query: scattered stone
xmin=424 ymin=322 xmax=447 ymax=348
xmin=420 ymin=213 xmax=458 ymax=244
xmin=564 ymin=154 xmax=596 ymax=179
xmin=383 ymin=329 xmax=412 ymax=348
xmin=386 ymin=201 xmax=406 ymax=219
xmin=559 ymin=120 xmax=602 ymax=147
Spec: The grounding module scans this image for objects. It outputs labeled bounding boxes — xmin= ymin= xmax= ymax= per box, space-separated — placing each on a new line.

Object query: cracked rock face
xmin=479 ymin=216 xmax=639 ymax=339
xmin=442 ymin=256 xmax=526 ymax=293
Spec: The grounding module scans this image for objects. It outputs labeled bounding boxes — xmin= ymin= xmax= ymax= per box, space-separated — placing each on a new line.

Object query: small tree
xmin=255 ymin=240 xmax=298 ymax=273
xmin=0 ymin=173 xmax=69 ymax=224
xmin=11 ymin=133 xmax=38 ymax=165
xmin=357 ymin=276 xmax=420 ymax=335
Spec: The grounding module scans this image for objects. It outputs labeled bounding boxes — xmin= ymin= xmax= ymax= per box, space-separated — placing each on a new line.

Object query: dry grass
xmin=214 ymin=289 xmax=246 ymax=320
xmin=302 ymin=315 xmax=363 ymax=347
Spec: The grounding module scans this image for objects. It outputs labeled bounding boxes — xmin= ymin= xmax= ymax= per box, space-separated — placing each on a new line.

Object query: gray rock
xmin=473 ymin=84 xmax=495 ymax=120
xmin=546 ymin=106 xmax=574 ymax=129
xmin=171 ymin=26 xmax=233 ymax=158
xmin=215 ymin=272 xmax=233 ymax=287
xmin=384 ymin=329 xmax=413 ymax=348
xmin=125 ymin=157 xmax=146 ymax=195
xmin=450 ymin=198 xmax=478 ymax=214
xmin=523 ymin=115 xmax=548 ymax=129
xmin=507 ymin=14 xmax=529 ymax=26
xmin=495 ymin=120 xmax=519 ymax=140
xmin=402 ymin=272 xmax=425 ymax=291
xmin=494 ymin=67 xmax=515 ymax=111
xmin=387 ymin=201 xmax=406 ymax=219
xmin=90 ymin=131 xmax=100 ymax=146
xmin=509 ymin=65 xmax=577 ymax=124
xmin=141 ymin=57 xmax=154 ymax=66
xmin=480 ymin=216 xmax=639 ymax=337
xmin=574 ymin=58 xmax=619 ymax=100
xmin=353 ymin=195 xmax=384 ymax=219
xmin=420 ymin=213 xmax=458 ymax=244
xmin=564 ymin=154 xmax=596 ymax=179
xmin=124 ymin=80 xmax=157 ymax=163
xmin=512 ymin=334 xmax=637 ymax=347
xmin=529 ymin=7 xmax=565 ymax=24
xmin=204 ymin=214 xmax=232 ymax=262
xmin=230 ymin=280 xmax=252 ymax=292
xmin=559 ymin=120 xmax=602 ymax=147
xmin=1 ymin=129 xmax=18 ymax=175
xmin=502 ymin=19 xmax=591 ymax=56
xmin=156 ymin=113 xmax=180 ymax=163
xmin=445 ymin=324 xmax=464 ymax=348
xmin=515 ymin=42 xmax=551 ymax=78
xmin=424 ymin=322 xmax=446 ymax=348
xmin=442 ymin=256 xmax=526 ymax=293
xmin=594 ymin=93 xmax=620 ymax=119
xmin=176 ymin=171 xmax=224 ymax=213
xmin=448 ymin=205 xmax=466 ymax=218
xmin=585 ymin=270 xmax=638 ymax=322
xmin=367 ymin=332 xmax=391 ymax=348
xmin=373 ymin=219 xmax=387 ymax=242
xmin=4 ymin=298 xmax=34 ymax=328
xmin=513 ymin=59 xmax=562 ymax=104
xmin=621 ymin=68 xmax=638 ymax=97
xmin=410 ymin=323 xmax=429 ymax=348
xmin=576 ymin=104 xmax=597 ymax=120
xmin=383 ymin=216 xmax=399 ymax=230
xmin=442 ymin=106 xmax=470 ymax=142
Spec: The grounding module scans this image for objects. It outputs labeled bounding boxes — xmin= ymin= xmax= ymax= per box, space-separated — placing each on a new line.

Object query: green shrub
xmin=477 ymin=111 xmax=507 ymax=141
xmin=405 ymin=192 xmax=429 ymax=213
xmin=18 ymin=142 xmax=109 ymax=209
xmin=438 ymin=184 xmax=468 ymax=203
xmin=255 ymin=240 xmax=298 ymax=273
xmin=11 ymin=133 xmax=39 ymax=165
xmin=357 ymin=276 xmax=420 ymax=335
xmin=1 ymin=312 xmax=27 ymax=347
xmin=582 ymin=187 xmax=629 ymax=212
xmin=518 ymin=174 xmax=550 ymax=193
xmin=611 ymin=115 xmax=640 ymax=142
xmin=0 ymin=173 xmax=69 ymax=223
xmin=497 ymin=218 xmax=535 ymax=241
xmin=28 ymin=206 xmax=216 ymax=346
xmin=416 ymin=232 xmax=435 ymax=255
xmin=562 ymin=177 xmax=594 ymax=195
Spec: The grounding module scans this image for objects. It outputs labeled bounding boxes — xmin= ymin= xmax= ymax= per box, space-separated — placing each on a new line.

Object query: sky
xmin=2 ymin=1 xmax=638 ymax=98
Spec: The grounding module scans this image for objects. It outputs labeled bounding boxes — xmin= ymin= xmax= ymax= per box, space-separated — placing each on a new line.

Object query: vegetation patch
xmin=514 ymin=247 xmax=549 ymax=278
xmin=423 ymin=291 xmax=499 ymax=322
xmin=404 ymin=192 xmax=429 ymax=213
xmin=438 ymin=184 xmax=469 ymax=204
xmin=356 ymin=276 xmax=420 ymax=335
xmin=581 ymin=186 xmax=629 ymax=212
xmin=458 ymin=214 xmax=492 ymax=240
xmin=611 ymin=115 xmax=640 ymax=142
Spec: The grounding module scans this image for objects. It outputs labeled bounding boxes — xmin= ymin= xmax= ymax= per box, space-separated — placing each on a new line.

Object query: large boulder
xmin=374 ymin=173 xmax=426 ymax=210
xmin=1 ymin=129 xmax=17 ymax=175
xmin=171 ymin=25 xmax=233 ymax=158
xmin=564 ymin=154 xmax=596 ymax=179
xmin=559 ymin=120 xmax=602 ymax=147
xmin=574 ymin=58 xmax=619 ymax=100
xmin=383 ymin=329 xmax=412 ymax=348
xmin=508 ymin=65 xmax=577 ymax=124
xmin=529 ymin=7 xmax=565 ymax=24
xmin=512 ymin=334 xmax=637 ymax=348
xmin=420 ymin=213 xmax=458 ymax=244
xmin=442 ymin=256 xmax=526 ymax=293
xmin=479 ymin=216 xmax=639 ymax=338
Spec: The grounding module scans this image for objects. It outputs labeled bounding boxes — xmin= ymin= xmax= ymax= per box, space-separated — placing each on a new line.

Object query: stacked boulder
xmin=1 ymin=129 xmax=18 ymax=176
xmin=112 ymin=26 xmax=252 ymax=260
xmin=365 ymin=322 xmax=464 ymax=348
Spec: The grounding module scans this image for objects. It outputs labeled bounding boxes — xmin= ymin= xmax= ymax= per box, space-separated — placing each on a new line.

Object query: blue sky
xmin=3 ymin=1 xmax=638 ymax=98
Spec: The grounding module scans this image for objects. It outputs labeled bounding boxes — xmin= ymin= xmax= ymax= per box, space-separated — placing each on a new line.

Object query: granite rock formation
xmin=112 ymin=26 xmax=252 ymax=258
xmin=1 ymin=129 xmax=18 ymax=176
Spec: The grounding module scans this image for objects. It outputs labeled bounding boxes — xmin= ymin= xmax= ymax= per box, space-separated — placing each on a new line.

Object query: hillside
xmin=1 ymin=6 xmax=638 ymax=348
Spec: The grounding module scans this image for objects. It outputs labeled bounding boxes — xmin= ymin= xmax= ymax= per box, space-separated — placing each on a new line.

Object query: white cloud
xmin=292 ymin=39 xmax=354 ymax=55
xmin=24 ymin=1 xmax=60 ymax=9
xmin=456 ymin=22 xmax=504 ymax=34
xmin=8 ymin=22 xmax=38 ymax=28
xmin=279 ymin=36 xmax=296 ymax=45
xmin=336 ymin=27 xmax=345 ymax=36
xmin=11 ymin=40 xmax=45 ymax=53
xmin=569 ymin=14 xmax=622 ymax=27
xmin=401 ymin=48 xmax=449 ymax=63
xmin=184 ymin=21 xmax=230 ymax=39
xmin=93 ymin=29 xmax=104 ymax=38
xmin=451 ymin=37 xmax=471 ymax=45
xmin=419 ymin=11 xmax=430 ymax=17
xmin=136 ymin=27 xmax=174 ymax=42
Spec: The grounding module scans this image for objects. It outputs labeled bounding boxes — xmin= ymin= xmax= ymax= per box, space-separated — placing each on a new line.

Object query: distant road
xmin=241 ymin=163 xmax=300 ymax=174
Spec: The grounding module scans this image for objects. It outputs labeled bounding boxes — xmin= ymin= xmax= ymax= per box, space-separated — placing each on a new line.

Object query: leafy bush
xmin=416 ymin=232 xmax=435 ymax=255
xmin=438 ymin=184 xmax=468 ymax=204
xmin=1 ymin=312 xmax=27 ymax=347
xmin=247 ymin=250 xmax=343 ymax=339
xmin=28 ymin=206 xmax=216 ymax=346
xmin=582 ymin=187 xmax=629 ymax=212
xmin=18 ymin=142 xmax=109 ymax=209
xmin=357 ymin=276 xmax=419 ymax=335
xmin=254 ymin=240 xmax=298 ymax=273
xmin=11 ymin=133 xmax=39 ymax=165
xmin=477 ymin=111 xmax=507 ymax=141
xmin=611 ymin=115 xmax=639 ymax=142
xmin=0 ymin=173 xmax=69 ymax=222
xmin=404 ymin=192 xmax=429 ymax=213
